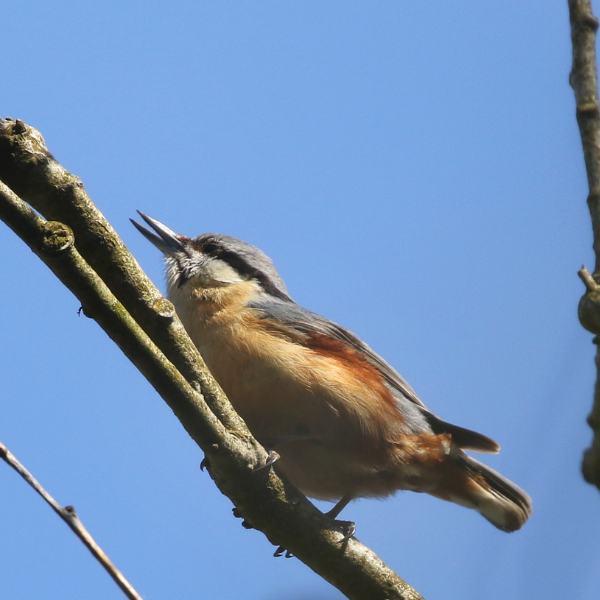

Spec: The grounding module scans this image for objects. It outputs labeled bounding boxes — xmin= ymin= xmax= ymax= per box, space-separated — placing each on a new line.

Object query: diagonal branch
xmin=0 ymin=441 xmax=144 ymax=600
xmin=0 ymin=117 xmax=244 ymax=435
xmin=0 ymin=122 xmax=424 ymax=600
xmin=569 ymin=0 xmax=600 ymax=489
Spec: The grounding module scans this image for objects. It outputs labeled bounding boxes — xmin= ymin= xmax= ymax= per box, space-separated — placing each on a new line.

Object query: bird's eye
xmin=203 ymin=243 xmax=219 ymax=254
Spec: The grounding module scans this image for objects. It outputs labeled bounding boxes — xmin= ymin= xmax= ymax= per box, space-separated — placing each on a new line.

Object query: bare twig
xmin=0 ymin=149 xmax=424 ymax=598
xmin=569 ymin=0 xmax=600 ymax=489
xmin=579 ymin=264 xmax=599 ymax=291
xmin=0 ymin=441 xmax=144 ymax=600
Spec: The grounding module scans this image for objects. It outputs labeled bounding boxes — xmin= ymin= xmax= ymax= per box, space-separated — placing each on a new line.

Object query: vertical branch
xmin=569 ymin=0 xmax=600 ymax=488
xmin=570 ymin=0 xmax=600 ymax=266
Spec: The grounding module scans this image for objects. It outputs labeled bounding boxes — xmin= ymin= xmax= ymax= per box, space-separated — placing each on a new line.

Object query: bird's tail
xmin=432 ymin=452 xmax=532 ymax=532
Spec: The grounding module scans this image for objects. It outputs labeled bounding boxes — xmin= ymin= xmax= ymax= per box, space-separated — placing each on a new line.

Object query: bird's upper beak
xmin=131 ymin=211 xmax=187 ymax=255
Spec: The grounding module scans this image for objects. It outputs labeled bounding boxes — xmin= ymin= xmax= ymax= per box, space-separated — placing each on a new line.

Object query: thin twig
xmin=569 ymin=0 xmax=600 ymax=489
xmin=0 ymin=441 xmax=144 ymax=600
xmin=578 ymin=265 xmax=599 ymax=291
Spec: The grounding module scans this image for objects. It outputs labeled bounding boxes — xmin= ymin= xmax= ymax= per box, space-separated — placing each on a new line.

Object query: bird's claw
xmin=232 ymin=507 xmax=254 ymax=530
xmin=336 ymin=520 xmax=356 ymax=543
xmin=253 ymin=450 xmax=279 ymax=471
xmin=274 ymin=545 xmax=294 ymax=558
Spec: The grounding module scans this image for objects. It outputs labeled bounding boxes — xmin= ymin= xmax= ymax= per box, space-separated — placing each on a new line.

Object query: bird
xmin=132 ymin=211 xmax=532 ymax=533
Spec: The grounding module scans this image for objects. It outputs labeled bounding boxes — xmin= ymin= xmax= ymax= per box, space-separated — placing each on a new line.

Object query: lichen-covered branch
xmin=0 ymin=179 xmax=247 ymax=468
xmin=0 ymin=123 xmax=424 ymax=600
xmin=569 ymin=0 xmax=600 ymax=489
xmin=0 ymin=117 xmax=245 ymax=435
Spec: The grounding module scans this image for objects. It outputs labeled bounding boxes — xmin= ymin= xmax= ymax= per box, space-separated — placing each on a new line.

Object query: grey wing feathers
xmin=425 ymin=414 xmax=499 ymax=453
xmin=248 ymin=296 xmax=500 ymax=454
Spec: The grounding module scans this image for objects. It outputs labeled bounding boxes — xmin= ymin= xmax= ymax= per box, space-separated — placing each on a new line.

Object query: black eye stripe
xmin=192 ymin=236 xmax=291 ymax=301
xmin=217 ymin=250 xmax=290 ymax=301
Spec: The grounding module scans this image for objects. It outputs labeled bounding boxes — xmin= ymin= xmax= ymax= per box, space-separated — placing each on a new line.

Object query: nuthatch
xmin=132 ymin=212 xmax=532 ymax=532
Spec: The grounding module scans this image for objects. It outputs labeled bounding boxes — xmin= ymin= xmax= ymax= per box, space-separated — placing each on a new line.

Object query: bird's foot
xmin=252 ymin=450 xmax=279 ymax=471
xmin=335 ymin=519 xmax=356 ymax=543
xmin=232 ymin=507 xmax=254 ymax=530
xmin=274 ymin=545 xmax=294 ymax=558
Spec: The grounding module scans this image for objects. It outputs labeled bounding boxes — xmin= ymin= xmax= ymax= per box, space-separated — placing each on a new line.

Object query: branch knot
xmin=40 ymin=221 xmax=74 ymax=256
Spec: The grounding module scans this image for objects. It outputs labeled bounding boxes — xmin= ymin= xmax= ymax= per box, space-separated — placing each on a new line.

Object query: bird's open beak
xmin=131 ymin=211 xmax=186 ymax=255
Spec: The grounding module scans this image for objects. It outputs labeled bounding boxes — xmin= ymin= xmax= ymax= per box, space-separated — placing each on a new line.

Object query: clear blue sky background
xmin=1 ymin=2 xmax=598 ymax=599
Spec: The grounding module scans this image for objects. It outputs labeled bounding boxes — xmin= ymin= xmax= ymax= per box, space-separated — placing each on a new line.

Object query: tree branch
xmin=569 ymin=0 xmax=600 ymax=489
xmin=0 ymin=441 xmax=144 ymax=600
xmin=0 ymin=119 xmax=424 ymax=600
xmin=0 ymin=118 xmax=244 ymax=435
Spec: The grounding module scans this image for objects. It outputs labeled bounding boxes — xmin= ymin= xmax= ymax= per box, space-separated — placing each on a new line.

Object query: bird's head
xmin=131 ymin=212 xmax=291 ymax=303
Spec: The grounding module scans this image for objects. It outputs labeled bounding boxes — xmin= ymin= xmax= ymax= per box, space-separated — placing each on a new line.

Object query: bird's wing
xmin=248 ymin=296 xmax=500 ymax=453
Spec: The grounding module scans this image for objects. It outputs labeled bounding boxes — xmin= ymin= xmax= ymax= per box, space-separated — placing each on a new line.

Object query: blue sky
xmin=1 ymin=2 xmax=598 ymax=599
